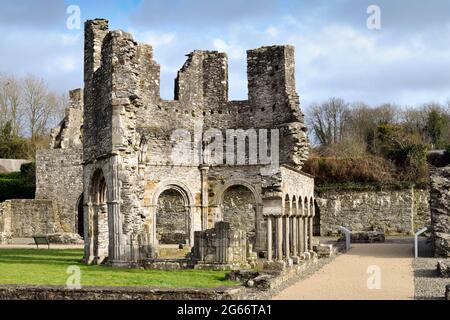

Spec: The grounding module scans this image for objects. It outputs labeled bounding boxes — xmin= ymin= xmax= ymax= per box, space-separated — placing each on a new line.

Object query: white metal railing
xmin=339 ymin=226 xmax=351 ymax=251
xmin=414 ymin=227 xmax=428 ymax=258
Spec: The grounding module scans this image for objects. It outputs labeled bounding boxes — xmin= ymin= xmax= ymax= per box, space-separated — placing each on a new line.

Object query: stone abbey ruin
xmin=80 ymin=18 xmax=315 ymax=268
xmin=1 ymin=18 xmax=449 ymax=271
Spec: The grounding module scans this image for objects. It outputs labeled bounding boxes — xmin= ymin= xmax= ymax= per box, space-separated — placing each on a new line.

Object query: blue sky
xmin=1 ymin=0 xmax=450 ymax=110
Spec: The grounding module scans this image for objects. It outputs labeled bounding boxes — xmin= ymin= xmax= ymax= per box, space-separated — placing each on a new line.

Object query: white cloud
xmin=135 ymin=31 xmax=176 ymax=46
xmin=266 ymin=25 xmax=278 ymax=37
xmin=212 ymin=38 xmax=244 ymax=59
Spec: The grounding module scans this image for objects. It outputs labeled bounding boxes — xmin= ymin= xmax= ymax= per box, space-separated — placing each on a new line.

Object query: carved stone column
xmin=277 ymin=216 xmax=283 ymax=261
xmin=292 ymin=216 xmax=298 ymax=257
xmin=284 ymin=215 xmax=290 ymax=259
xmin=83 ymin=202 xmax=94 ymax=264
xmin=298 ymin=216 xmax=304 ymax=254
xmin=303 ymin=216 xmax=308 ymax=252
xmin=266 ymin=216 xmax=273 ymax=261
xmin=200 ymin=165 xmax=209 ymax=230
xmin=108 ymin=155 xmax=126 ymax=266
xmin=255 ymin=203 xmax=264 ymax=252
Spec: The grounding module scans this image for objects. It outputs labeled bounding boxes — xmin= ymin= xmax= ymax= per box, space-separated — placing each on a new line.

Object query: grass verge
xmin=0 ymin=249 xmax=237 ymax=288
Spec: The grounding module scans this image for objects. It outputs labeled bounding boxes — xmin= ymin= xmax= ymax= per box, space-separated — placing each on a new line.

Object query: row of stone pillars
xmin=266 ymin=215 xmax=314 ymax=262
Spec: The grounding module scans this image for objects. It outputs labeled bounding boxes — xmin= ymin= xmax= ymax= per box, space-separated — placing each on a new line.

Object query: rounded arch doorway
xmin=155 ymin=186 xmax=191 ymax=246
xmin=220 ymin=184 xmax=258 ymax=249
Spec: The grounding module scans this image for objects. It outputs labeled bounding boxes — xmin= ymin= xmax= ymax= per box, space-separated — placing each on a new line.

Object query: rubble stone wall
xmin=316 ymin=188 xmax=430 ymax=236
xmin=0 ymin=200 xmax=60 ymax=238
xmin=430 ymin=166 xmax=450 ymax=257
xmin=35 ymin=148 xmax=83 ymax=233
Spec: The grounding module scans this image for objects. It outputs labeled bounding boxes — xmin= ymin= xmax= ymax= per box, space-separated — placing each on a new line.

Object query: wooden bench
xmin=33 ymin=235 xmax=50 ymax=249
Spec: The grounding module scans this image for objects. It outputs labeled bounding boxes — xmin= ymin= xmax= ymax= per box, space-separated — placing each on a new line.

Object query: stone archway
xmin=151 ymin=181 xmax=195 ymax=258
xmin=90 ymin=169 xmax=109 ymax=263
xmin=156 ymin=188 xmax=190 ymax=246
xmin=221 ymin=185 xmax=257 ymax=247
xmin=313 ymin=200 xmax=321 ymax=236
xmin=77 ymin=194 xmax=84 ymax=238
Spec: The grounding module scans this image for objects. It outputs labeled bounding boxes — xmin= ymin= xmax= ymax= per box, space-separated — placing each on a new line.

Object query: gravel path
xmin=273 ymin=241 xmax=415 ymax=300
xmin=413 ymin=237 xmax=450 ymax=300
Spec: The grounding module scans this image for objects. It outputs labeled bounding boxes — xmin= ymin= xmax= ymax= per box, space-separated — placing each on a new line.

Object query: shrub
xmin=0 ymin=163 xmax=36 ymax=202
xmin=302 ymin=156 xmax=396 ymax=185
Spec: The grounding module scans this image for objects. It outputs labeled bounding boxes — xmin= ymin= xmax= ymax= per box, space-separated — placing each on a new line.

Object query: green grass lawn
xmin=0 ymin=249 xmax=237 ymax=288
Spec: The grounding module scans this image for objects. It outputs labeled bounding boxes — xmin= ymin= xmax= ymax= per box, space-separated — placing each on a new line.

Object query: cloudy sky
xmin=1 ymin=0 xmax=450 ymax=110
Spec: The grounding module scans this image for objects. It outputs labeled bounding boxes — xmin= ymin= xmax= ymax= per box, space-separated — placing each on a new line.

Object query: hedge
xmin=0 ymin=163 xmax=36 ymax=202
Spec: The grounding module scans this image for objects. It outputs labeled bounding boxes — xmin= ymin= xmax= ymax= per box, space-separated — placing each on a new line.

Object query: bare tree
xmin=0 ymin=74 xmax=23 ymax=136
xmin=22 ymin=74 xmax=53 ymax=140
xmin=307 ymin=97 xmax=350 ymax=146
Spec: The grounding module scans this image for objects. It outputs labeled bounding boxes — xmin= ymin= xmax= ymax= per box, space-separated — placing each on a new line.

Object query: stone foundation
xmin=0 ymin=285 xmax=244 ymax=300
xmin=142 ymin=259 xmax=195 ymax=270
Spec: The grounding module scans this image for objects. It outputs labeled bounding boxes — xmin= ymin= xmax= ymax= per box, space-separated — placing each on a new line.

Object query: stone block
xmin=313 ymin=244 xmax=333 ymax=258
xmin=291 ymin=256 xmax=301 ymax=264
xmin=251 ymin=274 xmax=275 ymax=289
xmin=225 ymin=270 xmax=260 ymax=283
xmin=262 ymin=260 xmax=286 ymax=271
xmin=437 ymin=260 xmax=450 ymax=278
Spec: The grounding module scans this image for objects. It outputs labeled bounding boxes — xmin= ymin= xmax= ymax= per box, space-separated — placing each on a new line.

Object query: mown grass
xmin=0 ymin=249 xmax=237 ymax=288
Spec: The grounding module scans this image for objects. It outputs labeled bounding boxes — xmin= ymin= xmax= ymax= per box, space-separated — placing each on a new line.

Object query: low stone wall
xmin=0 ymin=159 xmax=30 ymax=173
xmin=0 ymin=285 xmax=244 ymax=300
xmin=0 ymin=199 xmax=61 ymax=238
xmin=348 ymin=231 xmax=385 ymax=243
xmin=316 ymin=188 xmax=430 ymax=236
xmin=142 ymin=259 xmax=194 ymax=270
xmin=430 ymin=167 xmax=450 ymax=258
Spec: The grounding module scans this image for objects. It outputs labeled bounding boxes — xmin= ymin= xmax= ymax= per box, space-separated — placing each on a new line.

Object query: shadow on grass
xmin=0 ymin=249 xmax=82 ymax=266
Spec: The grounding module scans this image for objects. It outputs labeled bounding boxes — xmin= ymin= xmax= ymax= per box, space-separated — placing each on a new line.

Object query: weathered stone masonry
xmin=81 ymin=19 xmax=315 ymax=267
xmin=430 ymin=166 xmax=450 ymax=257
xmin=316 ymin=188 xmax=430 ymax=236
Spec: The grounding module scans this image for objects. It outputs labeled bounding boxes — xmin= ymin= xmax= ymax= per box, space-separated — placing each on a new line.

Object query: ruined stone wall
xmin=316 ymin=188 xmax=430 ymax=236
xmin=50 ymin=89 xmax=83 ymax=149
xmin=35 ymin=148 xmax=83 ymax=233
xmin=430 ymin=166 xmax=450 ymax=257
xmin=222 ymin=185 xmax=257 ymax=245
xmin=156 ymin=189 xmax=188 ymax=244
xmin=0 ymin=200 xmax=60 ymax=238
